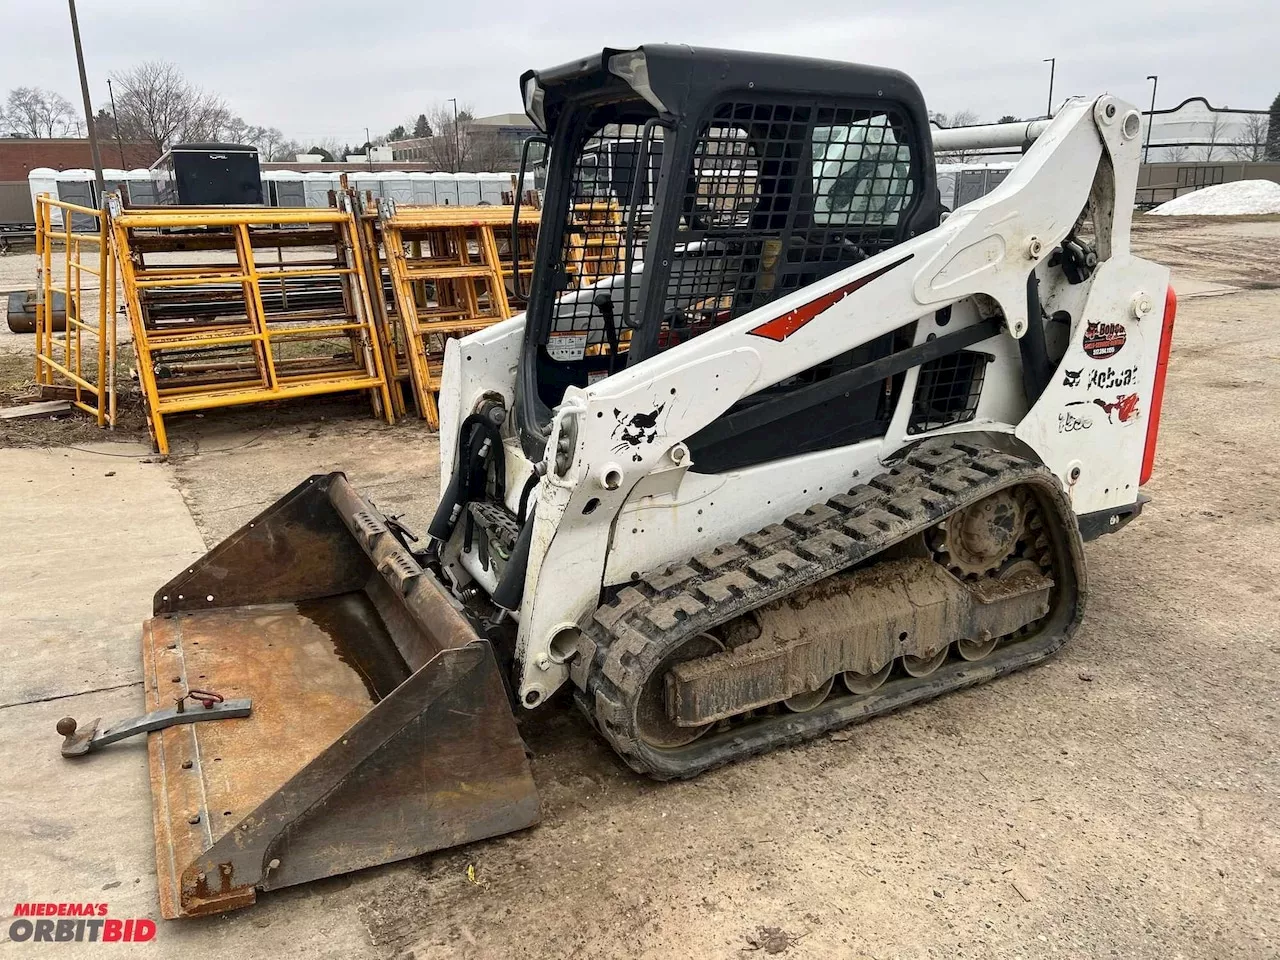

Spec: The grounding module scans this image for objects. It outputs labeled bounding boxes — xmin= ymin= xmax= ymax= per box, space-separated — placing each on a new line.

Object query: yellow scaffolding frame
xmin=111 ymin=203 xmax=393 ymax=455
xmin=34 ymin=195 xmax=118 ymax=426
xmin=379 ymin=203 xmax=539 ymax=428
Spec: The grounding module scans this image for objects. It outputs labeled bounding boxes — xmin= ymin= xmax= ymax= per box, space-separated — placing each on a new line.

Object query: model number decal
xmin=1058 ymin=409 xmax=1093 ymax=432
xmin=1083 ymin=321 xmax=1126 ymax=359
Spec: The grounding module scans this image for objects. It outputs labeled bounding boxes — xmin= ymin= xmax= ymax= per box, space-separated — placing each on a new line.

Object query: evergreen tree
xmin=1267 ymin=92 xmax=1280 ymax=160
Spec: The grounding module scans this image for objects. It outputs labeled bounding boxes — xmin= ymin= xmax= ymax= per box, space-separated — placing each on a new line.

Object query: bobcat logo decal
xmin=612 ymin=404 xmax=665 ymax=461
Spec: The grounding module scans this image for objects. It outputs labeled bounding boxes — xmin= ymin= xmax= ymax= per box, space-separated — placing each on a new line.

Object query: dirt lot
xmin=2 ymin=217 xmax=1278 ymax=958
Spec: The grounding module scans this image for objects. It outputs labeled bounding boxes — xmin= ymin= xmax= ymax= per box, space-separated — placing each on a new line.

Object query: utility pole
xmin=448 ymin=97 xmax=460 ymax=173
xmin=365 ymin=126 xmax=373 ymax=170
xmin=1144 ymin=75 xmax=1159 ymax=164
xmin=1043 ymin=58 xmax=1056 ymax=118
xmin=67 ymin=0 xmax=104 ymax=198
xmin=106 ymin=78 xmax=126 ymax=168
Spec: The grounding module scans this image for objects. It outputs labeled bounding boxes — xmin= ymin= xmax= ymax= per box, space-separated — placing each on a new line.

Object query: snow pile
xmin=1150 ymin=179 xmax=1280 ymax=216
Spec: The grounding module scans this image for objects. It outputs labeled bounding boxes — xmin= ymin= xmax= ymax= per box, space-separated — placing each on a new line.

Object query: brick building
xmin=0 ymin=137 xmax=159 ymax=180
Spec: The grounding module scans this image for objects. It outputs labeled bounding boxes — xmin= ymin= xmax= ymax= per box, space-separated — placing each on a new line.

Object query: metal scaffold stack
xmin=374 ymin=201 xmax=540 ymax=427
xmin=109 ymin=201 xmax=393 ymax=454
xmin=24 ymin=189 xmax=545 ymax=453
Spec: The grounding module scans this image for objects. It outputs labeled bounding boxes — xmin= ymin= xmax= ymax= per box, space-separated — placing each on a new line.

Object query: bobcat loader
xmin=74 ymin=46 xmax=1177 ymax=918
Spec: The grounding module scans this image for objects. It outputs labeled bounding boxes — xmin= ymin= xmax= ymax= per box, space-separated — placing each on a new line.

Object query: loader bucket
xmin=140 ymin=473 xmax=539 ymax=919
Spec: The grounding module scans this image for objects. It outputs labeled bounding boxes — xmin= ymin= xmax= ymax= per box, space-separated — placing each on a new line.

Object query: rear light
xmin=1140 ymin=285 xmax=1177 ymax=485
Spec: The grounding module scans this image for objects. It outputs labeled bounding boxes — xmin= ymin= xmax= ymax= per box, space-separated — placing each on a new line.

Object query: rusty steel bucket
xmin=6 ymin=289 xmax=70 ymax=333
xmin=142 ymin=473 xmax=539 ymax=919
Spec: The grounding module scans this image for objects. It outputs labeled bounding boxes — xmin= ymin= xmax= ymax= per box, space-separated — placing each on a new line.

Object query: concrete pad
xmin=0 ymin=448 xmax=205 ymax=707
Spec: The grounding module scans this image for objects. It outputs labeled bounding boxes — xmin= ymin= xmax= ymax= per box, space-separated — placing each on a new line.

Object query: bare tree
xmin=109 ymin=61 xmax=232 ymax=152
xmin=1226 ymin=114 xmax=1269 ymax=161
xmin=0 ymin=87 xmax=79 ymax=137
xmin=1163 ymin=144 xmax=1190 ymax=162
xmin=242 ymin=124 xmax=294 ymax=160
xmin=1199 ymin=113 xmax=1227 ymax=161
xmin=466 ymin=128 xmax=521 ymax=172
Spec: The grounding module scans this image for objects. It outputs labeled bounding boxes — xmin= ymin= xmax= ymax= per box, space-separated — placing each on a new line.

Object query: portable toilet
xmin=935 ymin=163 xmax=961 ymax=211
xmin=53 ymin=169 xmax=99 ymax=231
xmin=381 ymin=171 xmax=414 ymax=204
xmin=984 ymin=161 xmax=1015 ymax=194
xmin=124 ymin=168 xmax=159 ymax=206
xmin=478 ymin=172 xmax=507 ymax=205
xmin=431 ymin=173 xmax=459 ymax=205
xmin=303 ymin=172 xmax=339 ymax=208
xmin=409 ymin=172 xmax=436 ymax=205
xmin=350 ymin=173 xmax=384 ymax=202
xmin=456 ymin=173 xmax=482 ymax=206
xmin=27 ymin=168 xmax=59 ymax=225
xmin=268 ymin=170 xmax=307 ymax=208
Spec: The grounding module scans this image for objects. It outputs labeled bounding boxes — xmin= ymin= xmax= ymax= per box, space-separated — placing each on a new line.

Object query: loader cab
xmin=514 ymin=45 xmax=941 ymax=463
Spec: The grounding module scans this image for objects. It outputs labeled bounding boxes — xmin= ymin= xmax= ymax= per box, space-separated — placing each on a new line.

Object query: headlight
xmin=523 ymin=78 xmax=547 ymax=132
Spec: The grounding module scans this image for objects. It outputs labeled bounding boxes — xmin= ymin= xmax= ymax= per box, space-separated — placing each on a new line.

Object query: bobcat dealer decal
xmin=1083 ymin=321 xmax=1127 ymax=359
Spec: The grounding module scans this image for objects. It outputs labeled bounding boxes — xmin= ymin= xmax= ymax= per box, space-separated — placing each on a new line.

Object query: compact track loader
xmin=93 ymin=46 xmax=1177 ymax=917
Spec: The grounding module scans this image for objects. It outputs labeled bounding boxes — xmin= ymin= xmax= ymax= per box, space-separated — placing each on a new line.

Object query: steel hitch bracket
xmin=57 ymin=690 xmax=252 ymax=758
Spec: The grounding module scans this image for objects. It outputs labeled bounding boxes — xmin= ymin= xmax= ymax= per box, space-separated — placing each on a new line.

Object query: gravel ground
xmin=2 ymin=217 xmax=1277 ymax=958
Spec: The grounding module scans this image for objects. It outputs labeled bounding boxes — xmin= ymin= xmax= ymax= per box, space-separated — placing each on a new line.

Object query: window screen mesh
xmin=657 ymin=100 xmax=914 ymax=352
xmin=547 ymin=119 xmax=663 ymax=361
xmin=908 ymin=351 xmax=987 ymax=434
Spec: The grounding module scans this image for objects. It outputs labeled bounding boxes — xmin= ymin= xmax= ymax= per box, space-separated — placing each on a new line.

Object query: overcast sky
xmin=4 ymin=0 xmax=1273 ymax=145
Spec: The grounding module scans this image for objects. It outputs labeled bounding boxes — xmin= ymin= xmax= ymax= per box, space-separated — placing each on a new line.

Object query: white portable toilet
xmin=123 ymin=168 xmax=158 ymax=206
xmin=935 ymin=163 xmax=961 ymax=211
xmin=268 ymin=170 xmax=307 ymax=208
xmin=53 ymin=169 xmax=99 ymax=230
xmin=477 ymin=172 xmax=507 ymax=205
xmin=303 ymin=172 xmax=340 ymax=208
xmin=409 ymin=172 xmax=437 ymax=205
xmin=431 ymin=172 xmax=460 ymax=205
xmin=381 ymin=171 xmax=414 ymax=204
xmin=27 ymin=168 xmax=60 ymax=225
xmin=350 ymin=173 xmax=384 ymax=202
xmin=456 ymin=173 xmax=482 ymax=206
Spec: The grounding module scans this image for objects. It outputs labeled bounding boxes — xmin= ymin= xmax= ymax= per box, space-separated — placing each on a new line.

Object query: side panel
xmin=1016 ymin=255 xmax=1171 ymax=510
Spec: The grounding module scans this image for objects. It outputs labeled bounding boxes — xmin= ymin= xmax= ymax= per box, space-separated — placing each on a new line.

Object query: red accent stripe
xmin=748 ymin=254 xmax=913 ymax=342
xmin=1140 ymin=285 xmax=1177 ymax=485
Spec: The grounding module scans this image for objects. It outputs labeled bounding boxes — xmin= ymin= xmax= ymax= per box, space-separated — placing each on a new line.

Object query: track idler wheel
xmin=636 ymin=633 xmax=724 ymax=748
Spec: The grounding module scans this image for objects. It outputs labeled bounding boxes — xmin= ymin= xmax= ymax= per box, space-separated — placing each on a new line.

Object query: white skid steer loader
xmin=60 ymin=45 xmax=1175 ymax=918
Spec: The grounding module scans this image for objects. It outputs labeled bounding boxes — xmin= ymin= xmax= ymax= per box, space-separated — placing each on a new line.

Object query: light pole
xmin=448 ymin=97 xmax=460 ymax=173
xmin=1144 ymin=75 xmax=1159 ymax=164
xmin=365 ymin=126 xmax=373 ymax=170
xmin=1043 ymin=58 xmax=1056 ymax=118
xmin=106 ymin=78 xmax=126 ymax=168
xmin=67 ymin=0 xmax=104 ymax=198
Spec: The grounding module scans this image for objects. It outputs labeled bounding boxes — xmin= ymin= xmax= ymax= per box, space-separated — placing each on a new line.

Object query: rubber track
xmin=575 ymin=438 xmax=1087 ymax=779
